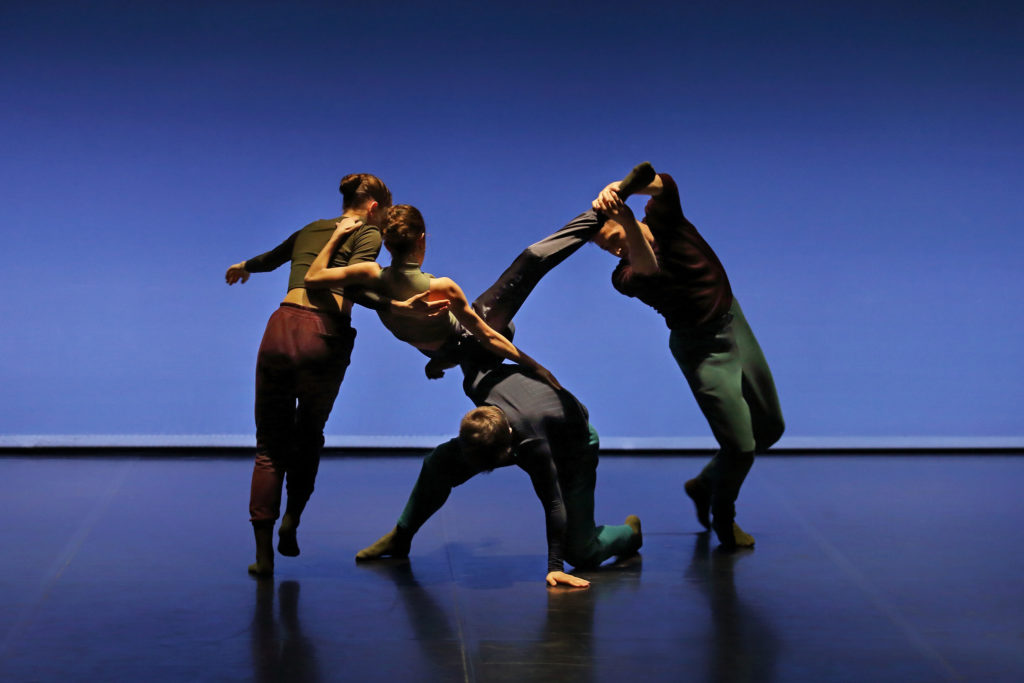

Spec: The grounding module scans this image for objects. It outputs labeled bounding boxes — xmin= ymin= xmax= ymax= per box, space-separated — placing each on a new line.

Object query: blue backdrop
xmin=2 ymin=1 xmax=1021 ymax=445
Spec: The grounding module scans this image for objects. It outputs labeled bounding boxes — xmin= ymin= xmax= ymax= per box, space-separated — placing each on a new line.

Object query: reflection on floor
xmin=1 ymin=454 xmax=1022 ymax=681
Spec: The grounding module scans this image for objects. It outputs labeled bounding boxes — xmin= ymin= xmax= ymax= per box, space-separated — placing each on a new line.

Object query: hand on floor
xmin=546 ymin=571 xmax=590 ymax=588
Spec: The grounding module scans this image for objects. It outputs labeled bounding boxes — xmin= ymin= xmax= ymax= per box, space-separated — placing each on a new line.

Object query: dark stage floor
xmin=1 ymin=454 xmax=1022 ymax=682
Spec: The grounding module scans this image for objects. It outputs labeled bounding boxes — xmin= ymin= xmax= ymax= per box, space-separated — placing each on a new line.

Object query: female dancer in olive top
xmin=225 ymin=173 xmax=395 ymax=576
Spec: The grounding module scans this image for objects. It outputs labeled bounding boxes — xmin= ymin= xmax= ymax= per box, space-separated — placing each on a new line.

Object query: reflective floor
xmin=1 ymin=454 xmax=1022 ymax=682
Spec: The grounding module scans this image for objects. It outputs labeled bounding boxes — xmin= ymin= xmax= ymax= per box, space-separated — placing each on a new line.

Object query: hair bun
xmin=339 ymin=174 xmax=362 ymax=198
xmin=337 ymin=173 xmax=392 ymax=210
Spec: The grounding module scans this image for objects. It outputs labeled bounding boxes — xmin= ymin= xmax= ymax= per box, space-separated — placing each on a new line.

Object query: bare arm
xmin=433 ymin=278 xmax=562 ymax=390
xmin=592 ymin=185 xmax=660 ymax=276
xmin=304 ymin=218 xmax=382 ymax=288
xmin=390 ymin=291 xmax=451 ymax=318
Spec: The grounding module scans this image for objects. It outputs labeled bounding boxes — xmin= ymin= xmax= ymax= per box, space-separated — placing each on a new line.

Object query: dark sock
xmin=684 ymin=478 xmax=711 ymax=530
xmin=713 ymin=519 xmax=755 ymax=551
xmin=624 ymin=514 xmax=643 ymax=554
xmin=712 ymin=516 xmax=736 ymax=551
xmin=277 ymin=512 xmax=300 ymax=557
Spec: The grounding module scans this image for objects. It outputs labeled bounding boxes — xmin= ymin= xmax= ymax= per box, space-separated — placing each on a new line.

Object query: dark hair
xmin=382 ymin=204 xmax=426 ymax=258
xmin=459 ymin=406 xmax=512 ymax=471
xmin=338 ymin=173 xmax=392 ymax=210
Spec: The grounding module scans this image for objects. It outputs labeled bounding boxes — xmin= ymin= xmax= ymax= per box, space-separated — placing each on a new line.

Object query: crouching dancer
xmin=356 ymin=356 xmax=642 ymax=587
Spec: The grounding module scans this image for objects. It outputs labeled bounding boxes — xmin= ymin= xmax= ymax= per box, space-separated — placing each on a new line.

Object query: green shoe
xmin=616 ymin=161 xmax=656 ymax=199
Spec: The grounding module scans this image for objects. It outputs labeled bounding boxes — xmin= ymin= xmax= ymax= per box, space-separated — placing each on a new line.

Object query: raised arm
xmin=433 ymin=277 xmax=562 ymax=390
xmin=304 ymin=218 xmax=381 ymax=288
xmin=592 ymin=182 xmax=660 ymax=276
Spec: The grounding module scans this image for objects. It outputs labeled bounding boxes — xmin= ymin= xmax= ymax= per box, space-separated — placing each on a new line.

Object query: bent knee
xmin=756 ymin=417 xmax=785 ymax=451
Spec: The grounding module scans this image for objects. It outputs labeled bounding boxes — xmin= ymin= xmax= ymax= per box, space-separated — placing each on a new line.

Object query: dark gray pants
xmin=471 ymin=210 xmax=604 ymax=331
xmin=428 ymin=210 xmax=604 ymax=369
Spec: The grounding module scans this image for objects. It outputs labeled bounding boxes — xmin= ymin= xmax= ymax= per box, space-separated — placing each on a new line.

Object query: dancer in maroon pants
xmin=225 ymin=174 xmax=397 ymax=576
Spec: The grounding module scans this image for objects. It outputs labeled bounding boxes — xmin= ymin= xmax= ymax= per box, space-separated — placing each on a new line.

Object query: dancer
xmin=468 ymin=162 xmax=784 ymax=549
xmin=225 ymin=174 xmax=437 ymax=576
xmin=593 ymin=165 xmax=784 ymax=548
xmin=355 ymin=360 xmax=643 ymax=587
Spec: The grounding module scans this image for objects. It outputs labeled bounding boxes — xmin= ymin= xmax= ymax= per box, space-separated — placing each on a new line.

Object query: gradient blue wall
xmin=2 ymin=1 xmax=1021 ymax=442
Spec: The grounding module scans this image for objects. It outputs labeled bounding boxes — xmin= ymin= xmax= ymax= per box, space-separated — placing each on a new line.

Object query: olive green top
xmin=244 ymin=218 xmax=382 ymax=298
xmin=376 ymin=263 xmax=461 ymax=345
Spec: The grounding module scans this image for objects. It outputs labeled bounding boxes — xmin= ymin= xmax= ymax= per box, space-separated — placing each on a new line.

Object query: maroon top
xmin=611 ymin=173 xmax=733 ymax=329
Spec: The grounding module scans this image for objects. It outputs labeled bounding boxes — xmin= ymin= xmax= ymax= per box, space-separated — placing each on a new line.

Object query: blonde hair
xmin=459 ymin=406 xmax=512 ymax=471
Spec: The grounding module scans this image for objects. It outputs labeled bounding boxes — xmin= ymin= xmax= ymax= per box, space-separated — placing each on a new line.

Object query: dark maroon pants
xmin=249 ymin=303 xmax=355 ymax=522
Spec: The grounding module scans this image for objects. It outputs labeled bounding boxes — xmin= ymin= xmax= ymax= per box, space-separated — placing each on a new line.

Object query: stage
xmin=1 ymin=453 xmax=1021 ymax=681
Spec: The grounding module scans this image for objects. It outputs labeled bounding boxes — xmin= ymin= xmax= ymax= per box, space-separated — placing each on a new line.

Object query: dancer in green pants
xmin=591 ymin=164 xmax=785 ymax=549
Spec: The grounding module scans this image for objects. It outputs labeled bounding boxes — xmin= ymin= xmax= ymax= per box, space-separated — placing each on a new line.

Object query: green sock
xmin=617 ymin=161 xmax=656 ymax=199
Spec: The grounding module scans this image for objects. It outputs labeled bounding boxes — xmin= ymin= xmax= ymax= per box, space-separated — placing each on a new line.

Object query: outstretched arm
xmin=434 ymin=277 xmax=562 ymax=390
xmin=225 ymin=230 xmax=300 ymax=285
xmin=304 ymin=218 xmax=381 ymax=288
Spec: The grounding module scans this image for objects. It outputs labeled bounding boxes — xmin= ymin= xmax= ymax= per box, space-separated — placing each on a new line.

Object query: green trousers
xmin=669 ymin=300 xmax=785 ymax=524
xmin=397 ymin=426 xmax=637 ymax=569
